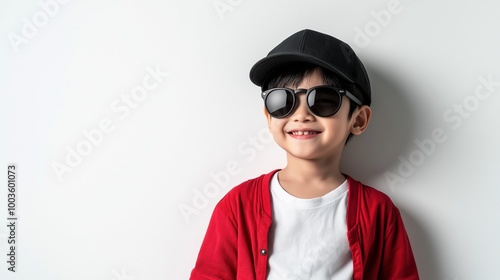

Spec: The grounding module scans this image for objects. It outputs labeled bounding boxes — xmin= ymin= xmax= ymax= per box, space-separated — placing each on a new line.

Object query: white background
xmin=1 ymin=0 xmax=499 ymax=279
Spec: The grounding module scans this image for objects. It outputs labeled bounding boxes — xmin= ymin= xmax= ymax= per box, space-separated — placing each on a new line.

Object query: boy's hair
xmin=263 ymin=62 xmax=360 ymax=142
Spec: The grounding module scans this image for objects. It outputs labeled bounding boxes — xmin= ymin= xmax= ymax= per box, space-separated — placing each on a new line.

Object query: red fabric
xmin=190 ymin=170 xmax=419 ymax=280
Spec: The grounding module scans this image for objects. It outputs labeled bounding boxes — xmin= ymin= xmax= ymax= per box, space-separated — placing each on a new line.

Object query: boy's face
xmin=265 ymin=69 xmax=371 ymax=162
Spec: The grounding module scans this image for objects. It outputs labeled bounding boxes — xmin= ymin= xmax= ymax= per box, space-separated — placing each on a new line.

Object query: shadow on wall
xmin=399 ymin=207 xmax=445 ymax=279
xmin=341 ymin=64 xmax=444 ymax=278
xmin=341 ymin=62 xmax=418 ymax=182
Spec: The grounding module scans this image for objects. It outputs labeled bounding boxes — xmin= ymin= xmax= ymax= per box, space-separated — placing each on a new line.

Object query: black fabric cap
xmin=249 ymin=29 xmax=371 ymax=105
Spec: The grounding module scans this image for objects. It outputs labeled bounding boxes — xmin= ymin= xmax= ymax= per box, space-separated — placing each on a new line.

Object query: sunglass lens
xmin=308 ymin=88 xmax=341 ymax=117
xmin=266 ymin=89 xmax=294 ymax=118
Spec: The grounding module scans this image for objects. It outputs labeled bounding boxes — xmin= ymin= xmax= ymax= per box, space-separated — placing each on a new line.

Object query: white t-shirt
xmin=266 ymin=173 xmax=353 ymax=280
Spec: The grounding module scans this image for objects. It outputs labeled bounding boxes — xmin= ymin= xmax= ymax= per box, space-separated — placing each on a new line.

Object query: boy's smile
xmin=287 ymin=129 xmax=321 ymax=139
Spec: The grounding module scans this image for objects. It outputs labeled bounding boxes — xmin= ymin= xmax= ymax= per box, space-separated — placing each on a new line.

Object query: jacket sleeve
xmin=190 ymin=201 xmax=238 ymax=280
xmin=379 ymin=206 xmax=420 ymax=280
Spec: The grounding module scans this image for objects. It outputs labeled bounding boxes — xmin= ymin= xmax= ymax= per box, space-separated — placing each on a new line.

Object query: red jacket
xmin=191 ymin=170 xmax=419 ymax=279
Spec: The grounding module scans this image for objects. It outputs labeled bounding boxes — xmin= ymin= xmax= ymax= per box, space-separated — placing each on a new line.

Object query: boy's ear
xmin=350 ymin=105 xmax=371 ymax=135
xmin=263 ymin=107 xmax=271 ymax=127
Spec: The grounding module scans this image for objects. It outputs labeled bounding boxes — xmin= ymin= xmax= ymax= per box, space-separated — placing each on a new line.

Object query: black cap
xmin=249 ymin=29 xmax=371 ymax=105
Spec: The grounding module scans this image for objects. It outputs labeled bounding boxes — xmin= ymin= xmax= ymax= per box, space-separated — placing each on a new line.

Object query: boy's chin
xmin=285 ymin=150 xmax=335 ymax=162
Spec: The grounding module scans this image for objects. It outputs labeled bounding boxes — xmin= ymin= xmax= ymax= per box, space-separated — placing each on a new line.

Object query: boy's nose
xmin=291 ymin=94 xmax=314 ymax=122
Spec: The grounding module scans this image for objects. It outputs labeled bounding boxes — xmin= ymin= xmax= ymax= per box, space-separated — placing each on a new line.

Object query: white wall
xmin=1 ymin=0 xmax=499 ymax=279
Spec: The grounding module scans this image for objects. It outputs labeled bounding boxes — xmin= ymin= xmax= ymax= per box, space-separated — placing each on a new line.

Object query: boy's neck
xmin=278 ymin=156 xmax=346 ymax=199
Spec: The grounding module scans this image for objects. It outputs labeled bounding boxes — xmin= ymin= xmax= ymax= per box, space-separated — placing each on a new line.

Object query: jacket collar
xmin=260 ymin=169 xmax=360 ymax=231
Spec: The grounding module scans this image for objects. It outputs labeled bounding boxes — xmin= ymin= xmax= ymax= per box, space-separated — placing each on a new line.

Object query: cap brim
xmin=249 ymin=53 xmax=354 ymax=88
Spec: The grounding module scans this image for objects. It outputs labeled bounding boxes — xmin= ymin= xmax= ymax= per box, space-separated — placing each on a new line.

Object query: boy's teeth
xmin=292 ymin=131 xmax=316 ymax=135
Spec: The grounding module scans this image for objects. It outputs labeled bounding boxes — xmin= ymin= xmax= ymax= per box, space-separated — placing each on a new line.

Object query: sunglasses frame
xmin=261 ymin=85 xmax=362 ymax=119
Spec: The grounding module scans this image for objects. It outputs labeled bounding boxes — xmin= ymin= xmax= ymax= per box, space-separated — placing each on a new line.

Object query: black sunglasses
xmin=261 ymin=85 xmax=362 ymax=118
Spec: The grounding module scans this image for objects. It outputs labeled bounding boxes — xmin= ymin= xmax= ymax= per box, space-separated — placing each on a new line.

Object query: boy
xmin=190 ymin=29 xmax=419 ymax=279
